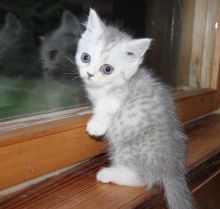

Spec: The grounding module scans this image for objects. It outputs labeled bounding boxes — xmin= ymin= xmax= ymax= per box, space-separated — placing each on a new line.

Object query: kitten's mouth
xmin=83 ymin=76 xmax=100 ymax=86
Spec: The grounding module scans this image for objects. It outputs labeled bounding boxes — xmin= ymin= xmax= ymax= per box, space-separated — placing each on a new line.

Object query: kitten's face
xmin=76 ymin=9 xmax=151 ymax=88
xmin=76 ymin=36 xmax=130 ymax=87
xmin=41 ymin=32 xmax=78 ymax=75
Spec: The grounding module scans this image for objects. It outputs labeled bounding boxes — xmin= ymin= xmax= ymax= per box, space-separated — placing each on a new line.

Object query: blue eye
xmin=101 ymin=64 xmax=114 ymax=75
xmin=81 ymin=53 xmax=91 ymax=63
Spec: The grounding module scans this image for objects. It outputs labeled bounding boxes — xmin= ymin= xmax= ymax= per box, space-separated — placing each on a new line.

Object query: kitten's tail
xmin=162 ymin=176 xmax=194 ymax=209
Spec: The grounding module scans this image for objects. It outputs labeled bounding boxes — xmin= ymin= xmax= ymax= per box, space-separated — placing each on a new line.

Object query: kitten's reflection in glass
xmin=40 ymin=10 xmax=81 ymax=82
xmin=0 ymin=13 xmax=42 ymax=78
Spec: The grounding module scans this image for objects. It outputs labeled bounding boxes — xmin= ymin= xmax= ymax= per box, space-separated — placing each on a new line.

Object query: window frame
xmin=0 ymin=0 xmax=220 ymax=191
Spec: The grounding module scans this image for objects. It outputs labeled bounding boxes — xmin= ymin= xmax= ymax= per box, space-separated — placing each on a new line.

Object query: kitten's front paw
xmin=86 ymin=119 xmax=107 ymax=136
xmin=96 ymin=167 xmax=113 ymax=183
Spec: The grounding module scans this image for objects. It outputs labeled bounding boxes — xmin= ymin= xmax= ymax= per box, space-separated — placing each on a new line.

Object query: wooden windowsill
xmin=0 ymin=88 xmax=219 ymax=191
xmin=0 ymin=114 xmax=220 ymax=209
xmin=0 ymin=89 xmax=216 ymax=146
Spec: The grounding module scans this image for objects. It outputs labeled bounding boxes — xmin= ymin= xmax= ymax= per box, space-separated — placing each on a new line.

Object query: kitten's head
xmin=75 ymin=9 xmax=152 ymax=88
xmin=40 ymin=10 xmax=81 ymax=80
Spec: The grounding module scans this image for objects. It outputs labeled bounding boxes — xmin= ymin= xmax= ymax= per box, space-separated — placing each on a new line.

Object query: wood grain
xmin=0 ymin=126 xmax=105 ymax=190
xmin=211 ymin=6 xmax=220 ymax=109
xmin=190 ymin=0 xmax=220 ymax=89
xmin=0 ymin=114 xmax=220 ymax=209
xmin=192 ymin=169 xmax=220 ymax=209
xmin=177 ymin=0 xmax=195 ymax=87
xmin=190 ymin=0 xmax=208 ymax=88
xmin=201 ymin=0 xmax=219 ymax=88
xmin=175 ymin=89 xmax=216 ymax=122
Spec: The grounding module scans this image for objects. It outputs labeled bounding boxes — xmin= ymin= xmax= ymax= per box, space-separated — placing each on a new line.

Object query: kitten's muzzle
xmin=87 ymin=72 xmax=94 ymax=79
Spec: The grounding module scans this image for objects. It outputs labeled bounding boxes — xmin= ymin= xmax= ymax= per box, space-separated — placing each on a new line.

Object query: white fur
xmin=96 ymin=166 xmax=145 ymax=187
xmin=86 ymin=94 xmax=123 ymax=136
xmin=85 ymin=8 xmax=104 ymax=37
xmin=76 ymin=9 xmax=151 ymax=89
xmin=76 ymin=9 xmax=151 ymax=137
xmin=76 ymin=8 xmax=151 ymax=181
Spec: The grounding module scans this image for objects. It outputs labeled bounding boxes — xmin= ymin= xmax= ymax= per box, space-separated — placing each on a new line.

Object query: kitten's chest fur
xmin=86 ymin=87 xmax=107 ymax=105
xmin=86 ymin=84 xmax=128 ymax=106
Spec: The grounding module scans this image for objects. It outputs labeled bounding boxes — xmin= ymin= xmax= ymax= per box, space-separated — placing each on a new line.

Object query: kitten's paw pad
xmin=86 ymin=120 xmax=107 ymax=136
xmin=96 ymin=167 xmax=113 ymax=184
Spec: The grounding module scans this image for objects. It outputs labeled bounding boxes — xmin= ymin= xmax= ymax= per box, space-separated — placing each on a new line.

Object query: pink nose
xmin=87 ymin=72 xmax=94 ymax=78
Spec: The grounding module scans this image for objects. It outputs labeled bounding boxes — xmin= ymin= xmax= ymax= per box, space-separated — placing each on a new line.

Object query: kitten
xmin=40 ymin=10 xmax=81 ymax=81
xmin=76 ymin=9 xmax=194 ymax=209
xmin=0 ymin=13 xmax=42 ymax=77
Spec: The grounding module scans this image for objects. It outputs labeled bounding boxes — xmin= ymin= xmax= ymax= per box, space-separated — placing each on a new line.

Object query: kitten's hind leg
xmin=96 ymin=165 xmax=145 ymax=187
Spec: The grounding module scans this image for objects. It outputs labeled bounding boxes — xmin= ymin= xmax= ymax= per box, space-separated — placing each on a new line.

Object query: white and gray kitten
xmin=75 ymin=9 xmax=194 ymax=209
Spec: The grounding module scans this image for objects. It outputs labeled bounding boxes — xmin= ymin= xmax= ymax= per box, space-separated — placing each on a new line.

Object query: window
xmin=0 ymin=0 xmax=88 ymax=119
xmin=0 ymin=0 xmax=219 ymax=191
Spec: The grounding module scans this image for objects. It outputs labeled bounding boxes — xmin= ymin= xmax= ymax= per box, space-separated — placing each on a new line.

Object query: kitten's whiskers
xmin=63 ymin=55 xmax=76 ymax=67
xmin=72 ymin=75 xmax=80 ymax=81
xmin=64 ymin=72 xmax=78 ymax=75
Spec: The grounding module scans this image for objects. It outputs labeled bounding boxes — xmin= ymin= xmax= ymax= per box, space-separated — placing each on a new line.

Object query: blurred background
xmin=0 ymin=0 xmax=186 ymax=119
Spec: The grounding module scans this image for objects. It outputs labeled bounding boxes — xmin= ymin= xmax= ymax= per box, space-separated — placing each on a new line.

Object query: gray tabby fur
xmin=76 ymin=9 xmax=194 ymax=209
xmin=108 ymin=69 xmax=193 ymax=209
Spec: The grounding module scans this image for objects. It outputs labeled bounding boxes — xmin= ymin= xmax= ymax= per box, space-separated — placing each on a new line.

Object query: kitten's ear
xmin=85 ymin=8 xmax=103 ymax=35
xmin=126 ymin=38 xmax=152 ymax=59
xmin=123 ymin=38 xmax=152 ymax=79
xmin=61 ymin=10 xmax=81 ymax=34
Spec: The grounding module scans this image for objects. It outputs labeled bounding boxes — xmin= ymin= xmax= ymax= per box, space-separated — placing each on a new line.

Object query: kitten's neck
xmin=86 ymin=82 xmax=129 ymax=106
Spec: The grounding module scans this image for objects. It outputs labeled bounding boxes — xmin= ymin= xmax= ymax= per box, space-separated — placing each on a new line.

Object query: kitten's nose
xmin=87 ymin=72 xmax=94 ymax=78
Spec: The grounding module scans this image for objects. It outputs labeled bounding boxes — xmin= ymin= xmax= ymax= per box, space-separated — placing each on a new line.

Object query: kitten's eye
xmin=81 ymin=53 xmax=91 ymax=63
xmin=49 ymin=50 xmax=58 ymax=60
xmin=101 ymin=64 xmax=114 ymax=75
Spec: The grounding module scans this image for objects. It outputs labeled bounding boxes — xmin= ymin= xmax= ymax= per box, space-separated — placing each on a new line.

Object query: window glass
xmin=0 ymin=0 xmax=217 ymax=119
